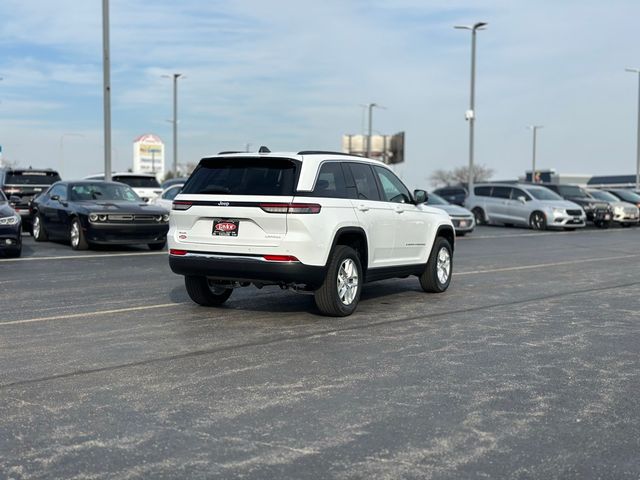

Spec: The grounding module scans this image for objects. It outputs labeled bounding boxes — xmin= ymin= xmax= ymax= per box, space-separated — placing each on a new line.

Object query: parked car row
xmin=434 ymin=183 xmax=640 ymax=231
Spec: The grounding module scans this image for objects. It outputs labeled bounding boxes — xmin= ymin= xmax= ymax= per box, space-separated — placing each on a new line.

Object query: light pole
xmin=59 ymin=133 xmax=84 ymax=178
xmin=626 ymin=68 xmax=640 ymax=190
xmin=101 ymin=0 xmax=112 ymax=181
xmin=163 ymin=73 xmax=184 ymax=175
xmin=366 ymin=103 xmax=385 ymax=158
xmin=528 ymin=125 xmax=543 ymax=183
xmin=454 ymin=21 xmax=487 ymax=194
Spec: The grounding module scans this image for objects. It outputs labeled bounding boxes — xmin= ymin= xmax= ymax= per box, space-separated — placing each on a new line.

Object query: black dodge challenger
xmin=31 ymin=181 xmax=170 ymax=250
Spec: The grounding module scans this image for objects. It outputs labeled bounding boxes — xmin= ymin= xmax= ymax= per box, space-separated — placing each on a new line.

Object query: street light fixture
xmin=454 ymin=21 xmax=487 ymax=193
xmin=626 ymin=67 xmax=640 ymax=190
xmin=59 ymin=133 xmax=84 ymax=177
xmin=527 ymin=125 xmax=543 ymax=183
xmin=162 ymin=73 xmax=185 ymax=175
xmin=101 ymin=0 xmax=112 ymax=181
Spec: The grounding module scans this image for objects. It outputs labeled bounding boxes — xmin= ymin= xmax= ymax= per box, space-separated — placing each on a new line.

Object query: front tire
xmin=314 ymin=245 xmax=362 ymax=317
xmin=32 ymin=214 xmax=48 ymax=241
xmin=420 ymin=237 xmax=452 ymax=293
xmin=70 ymin=218 xmax=89 ymax=250
xmin=148 ymin=240 xmax=166 ymax=251
xmin=185 ymin=276 xmax=233 ymax=306
xmin=472 ymin=208 xmax=486 ymax=226
xmin=529 ymin=211 xmax=547 ymax=231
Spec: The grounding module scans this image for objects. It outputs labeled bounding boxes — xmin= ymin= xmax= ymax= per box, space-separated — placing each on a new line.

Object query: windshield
xmin=113 ymin=176 xmax=160 ymax=189
xmin=611 ymin=190 xmax=640 ymax=202
xmin=588 ymin=190 xmax=618 ymax=202
xmin=525 ymin=187 xmax=563 ymax=201
xmin=181 ymin=157 xmax=298 ymax=196
xmin=558 ymin=185 xmax=589 ymax=198
xmin=6 ymin=171 xmax=61 ymax=185
xmin=426 ymin=193 xmax=449 ymax=205
xmin=69 ymin=183 xmax=141 ymax=202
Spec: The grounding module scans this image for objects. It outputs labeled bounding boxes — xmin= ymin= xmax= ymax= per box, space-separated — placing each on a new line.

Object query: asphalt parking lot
xmin=1 ymin=226 xmax=639 ymax=479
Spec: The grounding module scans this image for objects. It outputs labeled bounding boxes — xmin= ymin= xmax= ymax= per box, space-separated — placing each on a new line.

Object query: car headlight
xmin=89 ymin=213 xmax=99 ymax=222
xmin=162 ymin=214 xmax=170 ymax=222
xmin=551 ymin=207 xmax=566 ymax=216
xmin=614 ymin=206 xmax=624 ymax=214
xmin=98 ymin=214 xmax=108 ymax=222
xmin=0 ymin=215 xmax=19 ymax=225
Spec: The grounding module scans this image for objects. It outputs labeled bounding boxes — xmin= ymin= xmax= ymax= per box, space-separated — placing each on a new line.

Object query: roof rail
xmin=297 ymin=150 xmax=364 ymax=157
xmin=217 ymin=151 xmax=243 ymax=154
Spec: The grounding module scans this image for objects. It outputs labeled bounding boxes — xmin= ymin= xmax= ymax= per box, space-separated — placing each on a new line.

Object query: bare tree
xmin=430 ymin=164 xmax=494 ymax=187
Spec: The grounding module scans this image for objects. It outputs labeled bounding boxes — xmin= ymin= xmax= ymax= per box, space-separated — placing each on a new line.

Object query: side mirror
xmin=50 ymin=195 xmax=60 ymax=201
xmin=413 ymin=189 xmax=428 ymax=204
xmin=9 ymin=195 xmax=20 ymax=204
xmin=517 ymin=195 xmax=527 ymax=203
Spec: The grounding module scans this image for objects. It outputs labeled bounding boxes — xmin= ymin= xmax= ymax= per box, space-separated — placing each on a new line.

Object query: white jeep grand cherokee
xmin=168 ymin=149 xmax=455 ymax=316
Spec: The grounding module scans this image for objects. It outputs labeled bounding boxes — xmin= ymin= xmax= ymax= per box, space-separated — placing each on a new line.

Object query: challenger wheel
xmin=32 ymin=214 xmax=48 ymax=241
xmin=314 ymin=245 xmax=362 ymax=317
xmin=70 ymin=218 xmax=89 ymax=250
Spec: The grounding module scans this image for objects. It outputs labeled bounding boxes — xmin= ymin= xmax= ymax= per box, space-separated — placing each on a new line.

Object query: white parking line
xmin=456 ymin=253 xmax=640 ymax=275
xmin=0 ymin=251 xmax=166 ymax=263
xmin=0 ymin=303 xmax=184 ymax=326
xmin=459 ymin=227 xmax=638 ymax=240
xmin=2 ymin=253 xmax=639 ymax=327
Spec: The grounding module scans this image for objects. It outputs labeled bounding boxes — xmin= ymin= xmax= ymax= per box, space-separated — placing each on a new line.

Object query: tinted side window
xmin=511 ymin=188 xmax=529 ymax=201
xmin=163 ymin=185 xmax=182 ymax=200
xmin=348 ymin=163 xmax=380 ymax=201
xmin=373 ymin=166 xmax=411 ymax=203
xmin=475 ymin=186 xmax=491 ymax=196
xmin=492 ymin=186 xmax=511 ymax=199
xmin=312 ymin=162 xmax=348 ymax=198
xmin=49 ymin=184 xmax=67 ymax=201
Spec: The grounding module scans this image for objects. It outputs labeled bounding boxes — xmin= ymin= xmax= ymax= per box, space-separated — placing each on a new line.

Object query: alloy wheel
xmin=70 ymin=222 xmax=80 ymax=248
xmin=337 ymin=258 xmax=359 ymax=306
xmin=436 ymin=247 xmax=451 ymax=284
xmin=33 ymin=216 xmax=40 ymax=238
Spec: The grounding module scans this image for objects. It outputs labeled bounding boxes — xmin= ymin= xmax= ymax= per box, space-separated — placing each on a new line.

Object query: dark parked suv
xmin=432 ymin=186 xmax=467 ymax=206
xmin=0 ymin=167 xmax=61 ymax=231
xmin=544 ymin=184 xmax=613 ymax=228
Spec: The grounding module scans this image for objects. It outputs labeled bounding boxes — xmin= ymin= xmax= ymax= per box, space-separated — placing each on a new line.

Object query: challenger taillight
xmin=172 ymin=201 xmax=192 ymax=211
xmin=259 ymin=203 xmax=321 ymax=214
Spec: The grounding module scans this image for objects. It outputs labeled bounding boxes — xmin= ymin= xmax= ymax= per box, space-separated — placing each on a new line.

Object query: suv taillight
xmin=259 ymin=203 xmax=321 ymax=214
xmin=172 ymin=201 xmax=192 ymax=211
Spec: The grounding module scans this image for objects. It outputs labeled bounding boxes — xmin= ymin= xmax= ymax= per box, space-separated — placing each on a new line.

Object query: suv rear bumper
xmin=169 ymin=251 xmax=327 ymax=287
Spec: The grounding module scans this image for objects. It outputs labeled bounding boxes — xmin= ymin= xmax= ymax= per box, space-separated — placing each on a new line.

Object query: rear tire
xmin=472 ymin=208 xmax=486 ymax=226
xmin=185 ymin=276 xmax=233 ymax=306
xmin=595 ymin=220 xmax=611 ymax=229
xmin=32 ymin=214 xmax=48 ymax=241
xmin=314 ymin=245 xmax=362 ymax=317
xmin=529 ymin=211 xmax=547 ymax=231
xmin=420 ymin=237 xmax=453 ymax=293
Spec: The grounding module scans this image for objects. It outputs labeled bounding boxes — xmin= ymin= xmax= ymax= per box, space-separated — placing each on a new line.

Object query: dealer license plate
xmin=212 ymin=219 xmax=239 ymax=237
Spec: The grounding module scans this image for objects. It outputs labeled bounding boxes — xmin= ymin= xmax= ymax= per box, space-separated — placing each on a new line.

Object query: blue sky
xmin=1 ymin=0 xmax=640 ymax=186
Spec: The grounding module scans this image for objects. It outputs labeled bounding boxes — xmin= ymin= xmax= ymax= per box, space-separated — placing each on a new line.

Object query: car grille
xmin=107 ymin=214 xmax=158 ymax=223
xmin=566 ymin=209 xmax=582 ymax=216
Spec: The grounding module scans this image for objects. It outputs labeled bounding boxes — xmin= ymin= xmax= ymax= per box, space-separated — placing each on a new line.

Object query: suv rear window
xmin=113 ymin=176 xmax=160 ymax=189
xmin=181 ymin=158 xmax=298 ymax=196
xmin=5 ymin=170 xmax=61 ymax=185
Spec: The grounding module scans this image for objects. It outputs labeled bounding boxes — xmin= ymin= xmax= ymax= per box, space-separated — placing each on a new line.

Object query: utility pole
xmin=454 ymin=22 xmax=487 ymax=194
xmin=528 ymin=125 xmax=543 ymax=183
xmin=102 ymin=0 xmax=112 ymax=181
xmin=626 ymin=68 xmax=640 ymax=190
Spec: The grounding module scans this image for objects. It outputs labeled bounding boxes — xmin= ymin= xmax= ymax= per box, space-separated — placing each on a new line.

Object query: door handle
xmin=357 ymin=204 xmax=369 ymax=212
xmin=395 ymin=205 xmax=405 ymax=213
